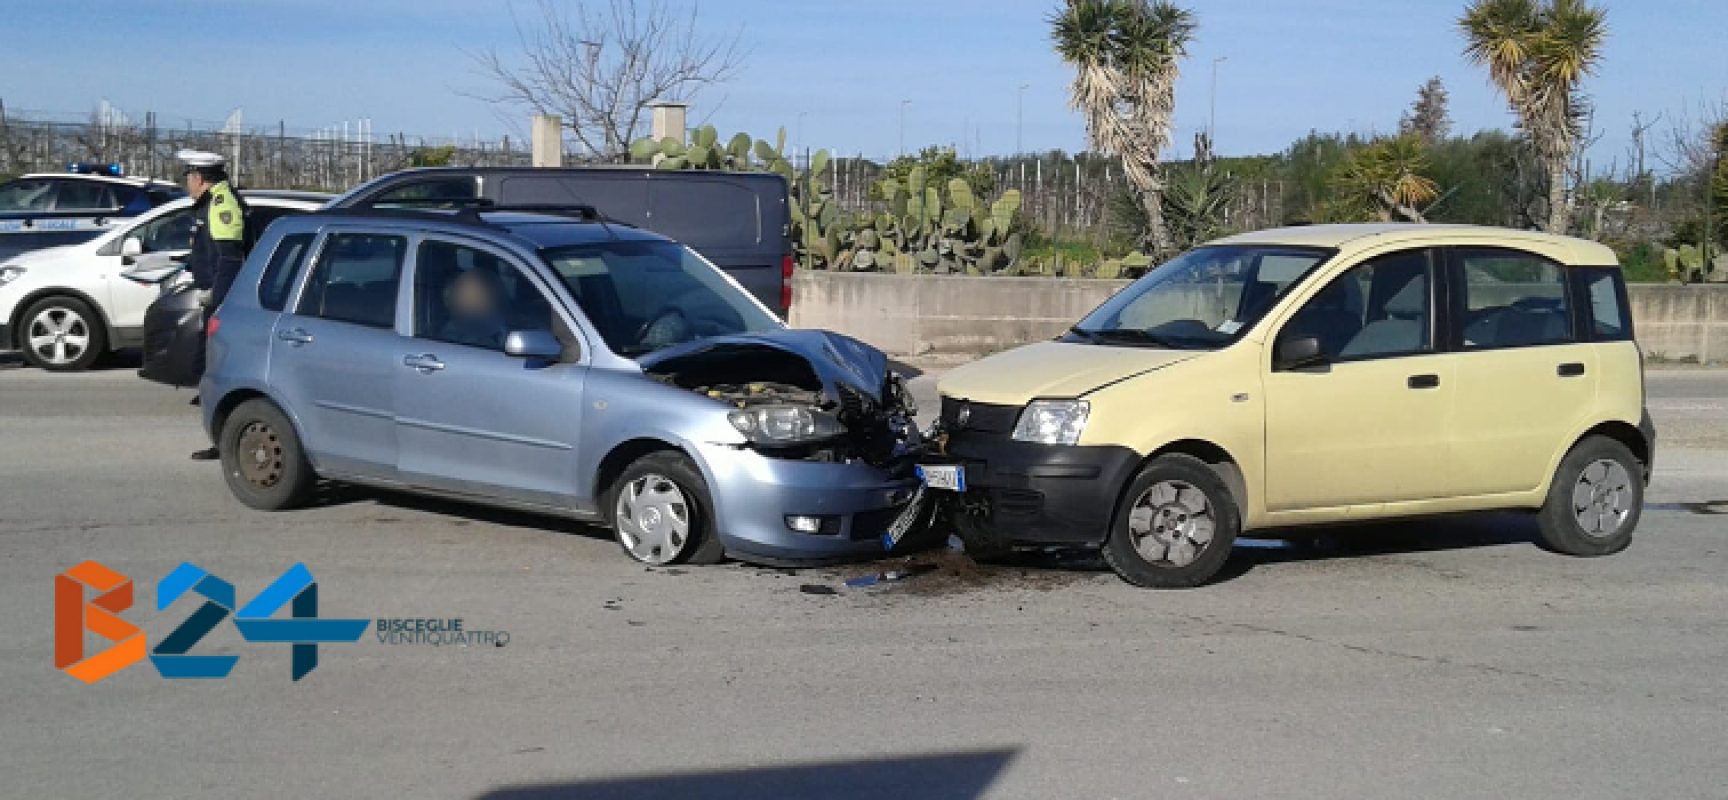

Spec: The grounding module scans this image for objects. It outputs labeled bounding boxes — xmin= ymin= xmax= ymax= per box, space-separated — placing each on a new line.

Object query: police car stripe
xmin=0 ymin=216 xmax=118 ymax=234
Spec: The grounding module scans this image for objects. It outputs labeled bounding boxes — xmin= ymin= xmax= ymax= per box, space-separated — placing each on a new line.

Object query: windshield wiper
xmin=1071 ymin=327 xmax=1190 ymax=349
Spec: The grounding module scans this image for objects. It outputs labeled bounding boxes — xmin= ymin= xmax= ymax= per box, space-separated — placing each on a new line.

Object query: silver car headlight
xmin=1012 ymin=399 xmax=1091 ymax=445
xmin=0 ymin=265 xmax=24 ymax=288
xmin=727 ymin=404 xmax=845 ymax=445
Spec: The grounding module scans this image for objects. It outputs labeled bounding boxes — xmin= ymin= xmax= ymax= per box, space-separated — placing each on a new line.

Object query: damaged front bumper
xmin=696 ymin=441 xmax=925 ymax=564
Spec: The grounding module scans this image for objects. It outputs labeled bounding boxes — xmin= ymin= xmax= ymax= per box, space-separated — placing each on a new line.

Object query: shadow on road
xmin=1209 ymin=512 xmax=1540 ymax=584
xmin=474 ymin=748 xmax=1018 ymax=800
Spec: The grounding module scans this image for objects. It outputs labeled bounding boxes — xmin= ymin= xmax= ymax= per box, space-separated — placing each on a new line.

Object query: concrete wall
xmin=790 ymin=271 xmax=1728 ymax=363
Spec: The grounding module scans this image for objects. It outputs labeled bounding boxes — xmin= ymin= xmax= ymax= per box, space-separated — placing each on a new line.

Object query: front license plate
xmin=916 ymin=464 xmax=966 ymax=492
xmin=882 ymin=484 xmax=929 ymax=550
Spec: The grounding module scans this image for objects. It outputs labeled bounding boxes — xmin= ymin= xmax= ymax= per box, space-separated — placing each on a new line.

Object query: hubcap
xmin=614 ymin=473 xmax=691 ymax=565
xmin=26 ymin=306 xmax=91 ymax=365
xmin=1126 ymin=480 xmax=1216 ymax=568
xmin=234 ymin=421 xmax=285 ymax=489
xmin=1572 ymin=458 xmax=1633 ymax=537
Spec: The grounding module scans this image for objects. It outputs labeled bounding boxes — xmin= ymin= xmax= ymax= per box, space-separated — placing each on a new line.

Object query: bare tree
xmin=469 ymin=0 xmax=745 ymax=161
xmin=1398 ymin=77 xmax=1452 ymax=145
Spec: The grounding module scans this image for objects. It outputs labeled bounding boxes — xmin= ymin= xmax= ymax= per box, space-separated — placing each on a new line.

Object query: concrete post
xmin=649 ymin=102 xmax=688 ymax=144
xmin=531 ymin=114 xmax=563 ymax=167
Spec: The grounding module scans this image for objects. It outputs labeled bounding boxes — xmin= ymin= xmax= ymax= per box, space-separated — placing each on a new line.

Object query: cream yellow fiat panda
xmin=930 ymin=224 xmax=1653 ymax=588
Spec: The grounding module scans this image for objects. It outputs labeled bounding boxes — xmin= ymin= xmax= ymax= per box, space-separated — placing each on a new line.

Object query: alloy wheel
xmin=1573 ymin=458 xmax=1633 ymax=537
xmin=27 ymin=306 xmax=91 ymax=366
xmin=1126 ymin=480 xmax=1216 ymax=567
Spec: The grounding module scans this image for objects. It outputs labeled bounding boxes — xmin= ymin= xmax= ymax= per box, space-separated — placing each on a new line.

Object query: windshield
xmin=541 ymin=239 xmax=781 ymax=357
xmin=1069 ymin=245 xmax=1334 ymax=349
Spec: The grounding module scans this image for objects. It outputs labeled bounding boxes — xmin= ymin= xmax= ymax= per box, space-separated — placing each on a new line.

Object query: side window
xmin=412 ymin=240 xmax=553 ymax=352
xmin=259 ymin=233 xmax=317 ymax=311
xmin=132 ymin=208 xmax=196 ymax=253
xmin=296 ymin=233 xmax=405 ymax=328
xmin=1283 ymin=249 xmax=1433 ymax=361
xmin=0 ymin=179 xmax=55 ymax=211
xmin=1577 ymin=267 xmax=1632 ymax=341
xmin=371 ymin=178 xmax=479 ymax=208
xmin=53 ymin=182 xmax=114 ymax=210
xmin=1457 ymin=249 xmax=1573 ymax=349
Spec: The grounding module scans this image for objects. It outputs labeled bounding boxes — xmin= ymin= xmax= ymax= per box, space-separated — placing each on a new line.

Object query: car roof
xmin=290 ymin=208 xmax=675 ymax=249
xmin=18 ymin=172 xmax=178 ymax=191
xmin=1209 ymin=223 xmax=1619 ymax=266
xmin=236 ymin=189 xmax=333 ymax=203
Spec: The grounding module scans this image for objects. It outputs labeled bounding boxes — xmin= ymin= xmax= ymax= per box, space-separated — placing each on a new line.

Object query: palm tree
xmin=1459 ymin=0 xmax=1607 ymax=233
xmin=1051 ymin=0 xmax=1196 ymax=256
xmin=1331 ymin=136 xmax=1442 ymax=223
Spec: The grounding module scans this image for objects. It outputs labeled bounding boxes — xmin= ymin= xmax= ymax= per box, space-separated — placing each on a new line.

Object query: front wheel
xmin=1101 ymin=455 xmax=1240 ymax=588
xmin=607 ymin=451 xmax=725 ymax=566
xmin=1536 ymin=435 xmax=1643 ymax=557
xmin=19 ymin=296 xmax=106 ymax=371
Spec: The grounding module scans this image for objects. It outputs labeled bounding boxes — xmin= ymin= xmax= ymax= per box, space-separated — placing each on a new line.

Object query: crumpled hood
xmin=637 ymin=329 xmax=890 ymax=404
xmin=938 ymin=341 xmax=1198 ymax=405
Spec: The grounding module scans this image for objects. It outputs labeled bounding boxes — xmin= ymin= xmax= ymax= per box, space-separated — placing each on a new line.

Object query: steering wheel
xmin=634 ymin=307 xmax=692 ymax=348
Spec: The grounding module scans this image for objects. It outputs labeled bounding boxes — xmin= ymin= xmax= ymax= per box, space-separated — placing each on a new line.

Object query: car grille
xmin=940 ymin=397 xmax=1020 ymax=434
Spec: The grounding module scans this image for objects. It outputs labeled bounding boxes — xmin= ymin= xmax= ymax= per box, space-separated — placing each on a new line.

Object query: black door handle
xmin=1407 ymin=374 xmax=1440 ymax=389
xmin=1557 ymin=362 xmax=1586 ymax=377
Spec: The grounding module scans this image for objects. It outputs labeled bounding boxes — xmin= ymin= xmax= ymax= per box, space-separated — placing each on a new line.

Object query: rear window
xmin=1456 ymin=248 xmax=1574 ymax=349
xmin=259 ymin=233 xmax=316 ymax=311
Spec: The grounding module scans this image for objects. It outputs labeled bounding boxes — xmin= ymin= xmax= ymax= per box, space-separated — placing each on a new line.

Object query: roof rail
xmin=313 ymin=200 xmax=624 ymax=232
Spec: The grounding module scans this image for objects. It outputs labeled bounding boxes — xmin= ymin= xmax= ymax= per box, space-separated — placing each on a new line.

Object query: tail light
xmin=205 ymin=312 xmax=220 ymax=338
xmin=780 ymin=254 xmax=795 ymax=312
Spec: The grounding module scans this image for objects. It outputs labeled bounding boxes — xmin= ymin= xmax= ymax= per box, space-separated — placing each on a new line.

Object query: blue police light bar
xmin=67 ymin=162 xmax=124 ymax=176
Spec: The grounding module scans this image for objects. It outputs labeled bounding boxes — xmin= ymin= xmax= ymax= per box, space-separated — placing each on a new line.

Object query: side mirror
xmin=120 ymin=237 xmax=144 ymax=258
xmin=503 ymin=330 xmax=564 ymax=360
xmin=1274 ymin=334 xmax=1328 ymax=371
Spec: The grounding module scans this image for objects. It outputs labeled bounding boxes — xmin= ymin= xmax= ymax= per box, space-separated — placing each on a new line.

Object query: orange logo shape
xmin=55 ymin=560 xmax=146 ymax=683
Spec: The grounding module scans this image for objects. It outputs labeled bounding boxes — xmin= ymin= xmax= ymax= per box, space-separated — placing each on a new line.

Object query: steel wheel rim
xmin=1126 ymin=479 xmax=1216 ymax=567
xmin=234 ymin=421 xmax=285 ymax=489
xmin=26 ymin=306 xmax=91 ymax=365
xmin=614 ymin=473 xmax=691 ymax=565
xmin=1572 ymin=458 xmax=1633 ymax=537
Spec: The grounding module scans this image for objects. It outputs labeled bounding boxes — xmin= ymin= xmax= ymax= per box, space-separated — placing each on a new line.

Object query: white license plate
xmin=917 ymin=464 xmax=966 ymax=492
xmin=883 ymin=484 xmax=928 ymax=550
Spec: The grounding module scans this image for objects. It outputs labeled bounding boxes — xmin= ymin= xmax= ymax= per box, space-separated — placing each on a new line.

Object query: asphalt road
xmin=2 ymin=357 xmax=1726 ymax=800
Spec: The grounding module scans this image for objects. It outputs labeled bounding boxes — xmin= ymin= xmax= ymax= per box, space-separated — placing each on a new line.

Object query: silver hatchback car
xmin=200 ymin=206 xmax=928 ymax=565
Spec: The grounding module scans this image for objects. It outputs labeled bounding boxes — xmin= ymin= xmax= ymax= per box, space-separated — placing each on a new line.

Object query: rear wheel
xmin=219 ymin=398 xmax=316 ymax=510
xmin=1101 ymin=455 xmax=1240 ymax=588
xmin=19 ymin=296 xmax=106 ymax=371
xmin=1537 ymin=435 xmax=1642 ymax=557
xmin=607 ymin=451 xmax=724 ymax=566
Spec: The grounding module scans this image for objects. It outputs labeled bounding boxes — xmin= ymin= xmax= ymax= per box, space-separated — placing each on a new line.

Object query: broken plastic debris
xmin=799 ymin=584 xmax=838 ymax=595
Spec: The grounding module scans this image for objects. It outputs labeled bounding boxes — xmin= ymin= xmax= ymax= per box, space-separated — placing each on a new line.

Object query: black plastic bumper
xmin=1639 ymin=408 xmax=1657 ymax=485
xmin=943 ymin=433 xmax=1141 ymax=545
xmin=0 ymin=322 xmax=10 ymax=351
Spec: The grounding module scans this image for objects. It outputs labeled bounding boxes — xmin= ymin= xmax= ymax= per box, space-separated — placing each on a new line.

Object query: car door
xmin=105 ymin=205 xmax=197 ymax=328
xmin=1263 ymin=248 xmax=1456 ymax=511
xmin=1445 ymin=247 xmax=1597 ymax=496
xmin=266 ymin=229 xmax=408 ymax=479
xmin=392 ymin=236 xmax=586 ymax=507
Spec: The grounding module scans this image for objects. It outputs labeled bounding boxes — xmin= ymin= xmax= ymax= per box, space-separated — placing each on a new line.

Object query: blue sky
xmin=7 ymin=0 xmax=1725 ymax=171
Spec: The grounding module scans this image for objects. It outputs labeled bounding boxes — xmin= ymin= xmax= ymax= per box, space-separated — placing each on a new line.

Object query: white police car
xmin=0 ymin=166 xmax=185 ymax=262
xmin=0 ymin=191 xmax=326 ymax=371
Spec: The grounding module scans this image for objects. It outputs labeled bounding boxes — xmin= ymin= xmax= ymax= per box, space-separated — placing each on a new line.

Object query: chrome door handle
xmin=276 ymin=328 xmax=313 ymax=345
xmin=403 ymin=354 xmax=446 ymax=373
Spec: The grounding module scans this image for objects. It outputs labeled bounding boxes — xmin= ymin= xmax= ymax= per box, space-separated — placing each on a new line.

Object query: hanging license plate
xmin=916 ymin=464 xmax=966 ymax=492
xmin=882 ymin=484 xmax=929 ymax=550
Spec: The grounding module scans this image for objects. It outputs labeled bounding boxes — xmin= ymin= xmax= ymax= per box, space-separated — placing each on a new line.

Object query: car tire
xmin=952 ymin=510 xmax=1013 ymax=562
xmin=18 ymin=296 xmax=106 ymax=372
xmin=607 ymin=451 xmax=725 ymax=566
xmin=1536 ymin=435 xmax=1642 ymax=557
xmin=1101 ymin=454 xmax=1240 ymax=588
xmin=219 ymin=398 xmax=316 ymax=511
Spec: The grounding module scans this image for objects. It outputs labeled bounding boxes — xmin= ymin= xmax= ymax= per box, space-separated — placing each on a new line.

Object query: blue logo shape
xmin=233 ymin=563 xmax=367 ymax=681
xmin=150 ymin=562 xmax=239 ymax=679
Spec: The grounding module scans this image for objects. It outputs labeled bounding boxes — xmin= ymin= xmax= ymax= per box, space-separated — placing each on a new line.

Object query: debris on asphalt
xmin=799 ymin=584 xmax=838 ymax=595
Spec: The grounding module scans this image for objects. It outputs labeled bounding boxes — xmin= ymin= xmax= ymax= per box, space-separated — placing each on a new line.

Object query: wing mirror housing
xmin=120 ymin=236 xmax=144 ymax=258
xmin=503 ymin=330 xmax=565 ymax=361
xmin=1274 ymin=334 xmax=1328 ymax=371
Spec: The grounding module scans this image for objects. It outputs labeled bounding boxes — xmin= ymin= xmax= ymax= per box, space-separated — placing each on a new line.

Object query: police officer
xmin=177 ymin=149 xmax=247 ymax=461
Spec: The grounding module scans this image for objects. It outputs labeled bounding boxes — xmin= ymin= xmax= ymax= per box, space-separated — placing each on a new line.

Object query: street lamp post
xmin=899 ymin=99 xmax=912 ymax=158
xmin=1016 ymin=83 xmax=1029 ymax=155
xmin=1209 ymin=56 xmax=1227 ymax=140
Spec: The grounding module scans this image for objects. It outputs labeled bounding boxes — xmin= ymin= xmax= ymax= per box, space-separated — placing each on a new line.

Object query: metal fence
xmin=0 ymin=106 xmax=532 ymax=191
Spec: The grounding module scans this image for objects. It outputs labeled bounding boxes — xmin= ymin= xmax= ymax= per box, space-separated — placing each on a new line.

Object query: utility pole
xmin=898 ymin=99 xmax=911 ymax=158
xmin=1016 ymin=83 xmax=1029 ymax=155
